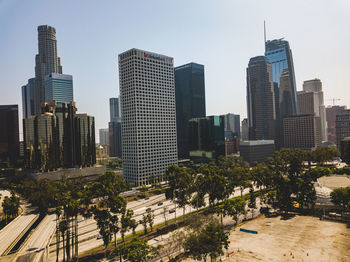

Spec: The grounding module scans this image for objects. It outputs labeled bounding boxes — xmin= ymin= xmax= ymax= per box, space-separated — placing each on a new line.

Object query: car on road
xmin=169 ymin=209 xmax=175 ymax=214
xmin=157 ymin=202 xmax=163 ymax=206
xmin=145 ymin=197 xmax=150 ymax=200
xmin=97 ymin=234 xmax=102 ymax=239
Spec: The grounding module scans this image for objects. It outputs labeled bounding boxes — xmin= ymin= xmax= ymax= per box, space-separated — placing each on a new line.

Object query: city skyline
xmin=1 ymin=0 xmax=350 ymax=141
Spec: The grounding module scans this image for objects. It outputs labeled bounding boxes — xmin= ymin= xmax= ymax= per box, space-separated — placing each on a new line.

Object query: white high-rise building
xmin=302 ymin=79 xmax=328 ymax=142
xmin=119 ymin=48 xmax=178 ymax=185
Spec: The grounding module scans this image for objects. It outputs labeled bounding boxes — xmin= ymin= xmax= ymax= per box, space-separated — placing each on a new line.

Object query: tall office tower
xmin=265 ymin=39 xmax=298 ymax=148
xmin=283 ymin=115 xmax=321 ymax=150
xmin=99 ymin=128 xmax=109 ymax=145
xmin=326 ymin=105 xmax=347 ymax=143
xmin=109 ymin=97 xmax=122 ymax=157
xmin=45 ymin=73 xmax=73 ymax=103
xmin=265 ymin=38 xmax=298 ymax=116
xmin=109 ymin=97 xmax=121 ymax=122
xmin=24 ymin=101 xmax=96 ymax=171
xmin=22 ymin=78 xmax=35 ymax=118
xmin=188 ymin=116 xmax=225 ymax=162
xmin=109 ymin=121 xmax=122 ymax=158
xmin=174 ymin=62 xmax=206 ymax=158
xmin=223 ymin=113 xmax=240 ymax=138
xmin=336 ymin=109 xmax=350 ymax=149
xmin=119 ymin=48 xmax=178 ymax=185
xmin=0 ymin=105 xmax=19 ymax=166
xmin=241 ymin=118 xmax=249 ymax=140
xmin=34 ymin=25 xmax=63 ymax=114
xmin=246 ymin=56 xmax=275 ymax=141
xmin=302 ymin=79 xmax=328 ymax=142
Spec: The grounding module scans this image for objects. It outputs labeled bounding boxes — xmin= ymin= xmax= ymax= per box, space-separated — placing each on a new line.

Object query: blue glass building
xmin=44 ymin=73 xmax=73 ymax=103
xmin=175 ymin=62 xmax=206 ymax=158
xmin=22 ymin=78 xmax=35 ymax=119
xmin=265 ymin=39 xmax=298 ymax=117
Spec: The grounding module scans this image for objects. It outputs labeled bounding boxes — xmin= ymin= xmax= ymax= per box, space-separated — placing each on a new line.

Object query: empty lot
xmin=226 ymin=215 xmax=350 ymax=262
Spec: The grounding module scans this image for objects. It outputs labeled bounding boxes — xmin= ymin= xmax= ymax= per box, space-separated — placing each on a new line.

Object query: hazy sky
xmin=1 ymin=0 xmax=350 ymax=142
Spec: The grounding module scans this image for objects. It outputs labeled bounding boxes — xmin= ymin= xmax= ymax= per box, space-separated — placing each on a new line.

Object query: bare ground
xmin=225 ymin=215 xmax=350 ymax=262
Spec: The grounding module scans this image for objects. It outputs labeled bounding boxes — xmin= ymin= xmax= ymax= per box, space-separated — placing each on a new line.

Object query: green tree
xmin=121 ymin=208 xmax=136 ymax=242
xmin=183 ymin=220 xmax=229 ymax=262
xmin=146 ymin=208 xmax=155 ymax=232
xmin=119 ymin=238 xmax=158 ymax=262
xmin=222 ymin=197 xmax=245 ymax=225
xmin=331 ymin=187 xmax=350 ymax=211
xmin=311 ymin=146 xmax=339 ymax=166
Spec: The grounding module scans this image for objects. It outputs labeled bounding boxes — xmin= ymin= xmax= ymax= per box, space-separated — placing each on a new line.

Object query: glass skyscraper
xmin=174 ymin=62 xmax=206 ymax=159
xmin=45 ymin=73 xmax=73 ymax=103
xmin=24 ymin=101 xmax=96 ymax=171
xmin=0 ymin=105 xmax=19 ymax=166
xmin=34 ymin=25 xmax=63 ymax=115
xmin=265 ymin=39 xmax=298 ymax=148
xmin=246 ymin=56 xmax=275 ymax=141
xmin=22 ymin=78 xmax=35 ymax=119
xmin=265 ymin=39 xmax=298 ymax=117
xmin=188 ymin=115 xmax=225 ymax=162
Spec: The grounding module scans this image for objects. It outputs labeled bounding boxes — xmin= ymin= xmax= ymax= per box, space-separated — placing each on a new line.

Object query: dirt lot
xmin=225 ymin=215 xmax=350 ymax=262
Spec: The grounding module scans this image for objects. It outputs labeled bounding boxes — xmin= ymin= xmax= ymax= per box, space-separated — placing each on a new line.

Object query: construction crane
xmin=327 ymin=98 xmax=341 ymax=106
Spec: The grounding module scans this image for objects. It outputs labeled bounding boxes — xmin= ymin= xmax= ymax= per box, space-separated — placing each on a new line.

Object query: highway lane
xmin=48 ymin=186 xmax=253 ymax=261
xmin=19 ymin=214 xmax=56 ymax=253
xmin=0 ymin=213 xmax=38 ymax=256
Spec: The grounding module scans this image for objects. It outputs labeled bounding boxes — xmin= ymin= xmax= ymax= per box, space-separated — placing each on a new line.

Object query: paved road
xmin=48 ymin=186 xmax=253 ymax=261
xmin=0 ymin=213 xmax=38 ymax=256
xmin=15 ymin=214 xmax=56 ymax=262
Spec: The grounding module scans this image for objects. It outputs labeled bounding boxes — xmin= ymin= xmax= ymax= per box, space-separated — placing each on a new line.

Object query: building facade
xmin=326 ymin=105 xmax=347 ymax=144
xmin=0 ymin=105 xmax=19 ymax=166
xmin=283 ymin=114 xmax=321 ymax=150
xmin=188 ymin=115 xmax=225 ymax=162
xmin=109 ymin=97 xmax=121 ymax=122
xmin=239 ymin=140 xmax=275 ymax=165
xmin=302 ymin=79 xmax=327 ymax=141
xmin=24 ymin=101 xmax=96 ymax=171
xmin=223 ymin=113 xmax=240 ymax=138
xmin=44 ymin=73 xmax=73 ymax=103
xmin=241 ymin=118 xmax=249 ymax=140
xmin=109 ymin=121 xmax=122 ymax=158
xmin=119 ymin=48 xmax=178 ymax=185
xmin=109 ymin=97 xmax=122 ymax=157
xmin=246 ymin=56 xmax=275 ymax=141
xmin=22 ymin=78 xmax=35 ymax=119
xmin=34 ymin=25 xmax=63 ymax=115
xmin=265 ymin=39 xmax=298 ymax=116
xmin=99 ymin=128 xmax=109 ymax=146
xmin=174 ymin=62 xmax=206 ymax=159
xmin=335 ymin=109 xmax=350 ymax=149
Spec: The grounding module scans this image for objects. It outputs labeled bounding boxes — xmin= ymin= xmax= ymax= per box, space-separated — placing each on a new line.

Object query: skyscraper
xmin=265 ymin=38 xmax=298 ymax=116
xmin=24 ymin=101 xmax=96 ymax=171
xmin=326 ymin=105 xmax=347 ymax=143
xmin=109 ymin=97 xmax=121 ymax=122
xmin=22 ymin=78 xmax=35 ymax=119
xmin=302 ymin=79 xmax=328 ymax=142
xmin=109 ymin=97 xmax=122 ymax=157
xmin=45 ymin=73 xmax=73 ymax=103
xmin=0 ymin=105 xmax=19 ymax=166
xmin=34 ymin=25 xmax=63 ymax=114
xmin=223 ymin=113 xmax=240 ymax=138
xmin=336 ymin=109 xmax=350 ymax=149
xmin=119 ymin=48 xmax=177 ymax=186
xmin=188 ymin=115 xmax=225 ymax=162
xmin=174 ymin=62 xmax=206 ymax=158
xmin=99 ymin=128 xmax=109 ymax=145
xmin=283 ymin=114 xmax=321 ymax=150
xmin=246 ymin=56 xmax=275 ymax=141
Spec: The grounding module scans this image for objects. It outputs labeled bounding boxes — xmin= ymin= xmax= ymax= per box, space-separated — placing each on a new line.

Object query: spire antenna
xmin=264 ymin=20 xmax=266 ymax=45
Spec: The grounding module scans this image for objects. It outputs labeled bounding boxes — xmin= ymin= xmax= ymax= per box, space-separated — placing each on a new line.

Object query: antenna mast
xmin=264 ymin=20 xmax=266 ymax=45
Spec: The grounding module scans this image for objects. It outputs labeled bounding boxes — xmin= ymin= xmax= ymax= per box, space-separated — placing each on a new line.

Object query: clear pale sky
xmin=1 ymin=0 xmax=349 ymax=142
